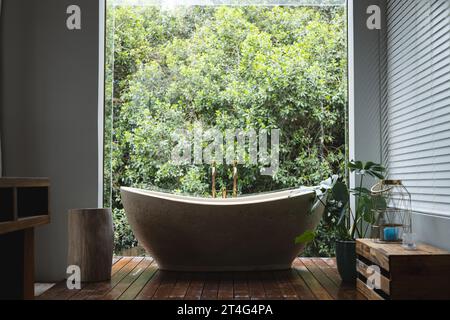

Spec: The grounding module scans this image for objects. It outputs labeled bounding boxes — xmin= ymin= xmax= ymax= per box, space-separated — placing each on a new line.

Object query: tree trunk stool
xmin=68 ymin=208 xmax=114 ymax=282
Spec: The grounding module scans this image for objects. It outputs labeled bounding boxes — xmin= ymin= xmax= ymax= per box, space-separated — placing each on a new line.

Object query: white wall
xmin=0 ymin=0 xmax=104 ymax=281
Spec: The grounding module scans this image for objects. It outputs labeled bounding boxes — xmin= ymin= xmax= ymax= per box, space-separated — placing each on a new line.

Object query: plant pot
xmin=335 ymin=240 xmax=357 ymax=284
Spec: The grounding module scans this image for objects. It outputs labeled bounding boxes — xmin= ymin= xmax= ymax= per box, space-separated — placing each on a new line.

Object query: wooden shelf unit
xmin=0 ymin=178 xmax=50 ymax=300
xmin=0 ymin=178 xmax=50 ymax=234
xmin=356 ymin=238 xmax=450 ymax=300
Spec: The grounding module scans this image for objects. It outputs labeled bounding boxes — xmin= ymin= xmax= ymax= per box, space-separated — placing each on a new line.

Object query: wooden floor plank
xmin=322 ymin=257 xmax=337 ymax=268
xmin=35 ymin=282 xmax=79 ymax=300
xmin=169 ymin=272 xmax=191 ymax=300
xmin=38 ymin=256 xmax=363 ymax=301
xmin=273 ymin=270 xmax=300 ymax=300
xmin=71 ymin=257 xmax=144 ymax=300
xmin=102 ymin=257 xmax=153 ymax=300
xmin=259 ymin=271 xmax=283 ymax=300
xmin=119 ymin=259 xmax=158 ymax=300
xmin=301 ymin=258 xmax=341 ymax=299
xmin=135 ymin=269 xmax=163 ymax=300
xmin=293 ymin=259 xmax=333 ymax=300
xmin=37 ymin=257 xmax=131 ymax=300
xmin=201 ymin=273 xmax=219 ymax=300
xmin=233 ymin=272 xmax=250 ymax=300
xmin=184 ymin=273 xmax=205 ymax=300
xmin=152 ymin=271 xmax=178 ymax=300
xmin=302 ymin=258 xmax=360 ymax=300
xmin=285 ymin=267 xmax=316 ymax=300
xmin=314 ymin=258 xmax=342 ymax=286
xmin=314 ymin=258 xmax=366 ymax=300
xmin=111 ymin=257 xmax=128 ymax=272
xmin=247 ymin=272 xmax=266 ymax=300
xmin=218 ymin=273 xmax=234 ymax=300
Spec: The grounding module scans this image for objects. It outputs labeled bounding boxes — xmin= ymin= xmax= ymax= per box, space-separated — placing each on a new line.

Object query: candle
xmin=384 ymin=227 xmax=398 ymax=241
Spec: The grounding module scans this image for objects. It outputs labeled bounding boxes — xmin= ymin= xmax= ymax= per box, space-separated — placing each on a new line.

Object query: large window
xmin=104 ymin=0 xmax=347 ymax=251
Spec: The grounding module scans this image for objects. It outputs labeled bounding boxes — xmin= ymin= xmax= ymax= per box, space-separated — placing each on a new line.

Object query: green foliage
xmin=347 ymin=160 xmax=386 ymax=238
xmin=295 ymin=160 xmax=386 ymax=250
xmin=302 ymin=221 xmax=340 ymax=257
xmin=112 ymin=208 xmax=138 ymax=250
xmin=106 ymin=5 xmax=347 ymax=253
xmin=295 ymin=230 xmax=316 ymax=245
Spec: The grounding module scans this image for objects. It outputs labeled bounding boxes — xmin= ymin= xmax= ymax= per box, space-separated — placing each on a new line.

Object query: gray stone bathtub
xmin=120 ymin=187 xmax=325 ymax=271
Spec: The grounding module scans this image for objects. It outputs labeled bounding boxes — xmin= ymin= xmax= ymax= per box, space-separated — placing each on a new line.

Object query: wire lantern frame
xmin=371 ymin=180 xmax=415 ymax=249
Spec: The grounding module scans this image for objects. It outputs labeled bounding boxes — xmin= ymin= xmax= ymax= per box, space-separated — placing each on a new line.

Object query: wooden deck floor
xmin=37 ymin=257 xmax=365 ymax=300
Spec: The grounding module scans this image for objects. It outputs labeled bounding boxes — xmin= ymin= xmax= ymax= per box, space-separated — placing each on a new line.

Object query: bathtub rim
xmin=120 ymin=186 xmax=316 ymax=206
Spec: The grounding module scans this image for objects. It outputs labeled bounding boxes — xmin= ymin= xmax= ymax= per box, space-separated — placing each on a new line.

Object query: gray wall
xmin=0 ymin=0 xmax=103 ymax=281
xmin=349 ymin=0 xmax=385 ymax=168
xmin=413 ymin=213 xmax=450 ymax=251
xmin=348 ymin=0 xmax=386 ymax=204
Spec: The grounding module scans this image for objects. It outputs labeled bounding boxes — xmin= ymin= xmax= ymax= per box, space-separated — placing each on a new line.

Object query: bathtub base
xmin=156 ymin=263 xmax=293 ymax=272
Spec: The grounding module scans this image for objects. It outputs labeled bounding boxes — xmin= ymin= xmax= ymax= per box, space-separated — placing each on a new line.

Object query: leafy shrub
xmin=302 ymin=221 xmax=340 ymax=257
xmin=112 ymin=208 xmax=138 ymax=250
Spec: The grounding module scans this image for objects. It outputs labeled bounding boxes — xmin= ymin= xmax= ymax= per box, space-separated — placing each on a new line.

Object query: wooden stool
xmin=68 ymin=208 xmax=114 ymax=282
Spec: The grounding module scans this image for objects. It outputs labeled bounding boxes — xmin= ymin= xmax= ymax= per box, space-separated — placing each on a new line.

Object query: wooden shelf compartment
xmin=0 ymin=178 xmax=50 ymax=235
xmin=0 ymin=187 xmax=15 ymax=222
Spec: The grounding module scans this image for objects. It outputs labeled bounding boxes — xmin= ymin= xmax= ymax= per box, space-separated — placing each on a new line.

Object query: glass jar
xmin=371 ymin=180 xmax=415 ymax=249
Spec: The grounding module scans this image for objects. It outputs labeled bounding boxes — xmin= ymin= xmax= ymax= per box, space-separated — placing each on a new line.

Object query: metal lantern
xmin=371 ymin=180 xmax=416 ymax=249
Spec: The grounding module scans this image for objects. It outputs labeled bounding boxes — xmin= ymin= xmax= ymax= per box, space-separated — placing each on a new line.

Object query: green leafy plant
xmin=347 ymin=161 xmax=386 ymax=238
xmin=296 ymin=160 xmax=386 ymax=245
xmin=302 ymin=221 xmax=341 ymax=257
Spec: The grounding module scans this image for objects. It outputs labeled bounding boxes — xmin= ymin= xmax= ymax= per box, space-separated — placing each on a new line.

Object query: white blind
xmin=382 ymin=0 xmax=450 ymax=217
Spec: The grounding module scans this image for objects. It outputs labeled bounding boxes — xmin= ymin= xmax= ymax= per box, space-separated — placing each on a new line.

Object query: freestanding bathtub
xmin=120 ymin=187 xmax=325 ymax=271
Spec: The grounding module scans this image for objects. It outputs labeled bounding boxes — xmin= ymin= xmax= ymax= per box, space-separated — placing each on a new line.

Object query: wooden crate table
xmin=356 ymin=238 xmax=450 ymax=300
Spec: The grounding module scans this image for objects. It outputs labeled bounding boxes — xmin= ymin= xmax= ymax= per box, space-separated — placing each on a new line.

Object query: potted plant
xmin=296 ymin=160 xmax=385 ymax=283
